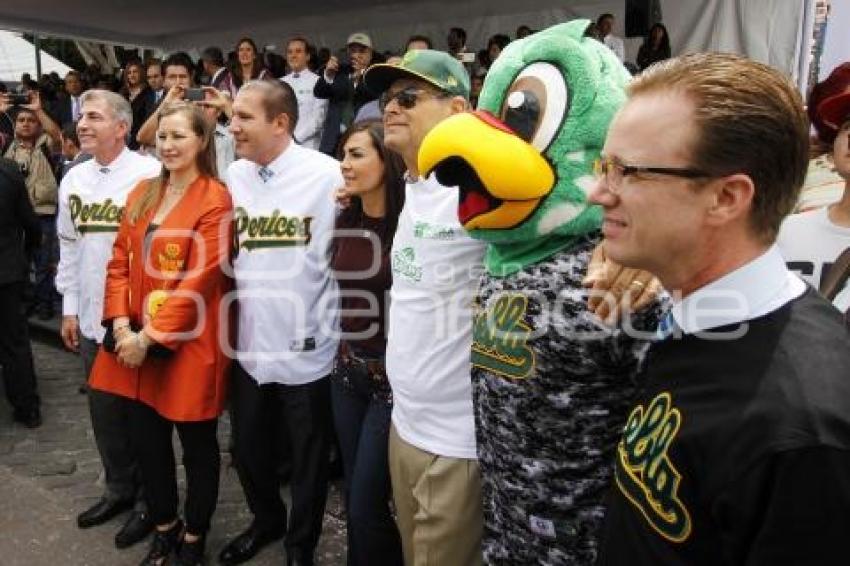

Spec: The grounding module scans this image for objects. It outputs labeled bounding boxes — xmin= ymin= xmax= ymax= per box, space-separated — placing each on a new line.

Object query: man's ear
xmin=705 ymin=173 xmax=755 ymax=229
xmin=449 ymin=96 xmax=469 ymax=115
xmin=275 ymin=113 xmax=291 ymax=135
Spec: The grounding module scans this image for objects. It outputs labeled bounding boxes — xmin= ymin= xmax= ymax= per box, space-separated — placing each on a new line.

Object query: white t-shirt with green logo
xmin=386 ymin=174 xmax=486 ymax=460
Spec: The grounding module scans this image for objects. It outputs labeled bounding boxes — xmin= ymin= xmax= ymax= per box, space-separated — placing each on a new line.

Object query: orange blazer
xmin=90 ymin=175 xmax=234 ymax=422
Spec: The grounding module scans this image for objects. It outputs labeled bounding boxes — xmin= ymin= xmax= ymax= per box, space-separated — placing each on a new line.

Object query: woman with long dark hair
xmin=223 ymin=37 xmax=270 ymax=97
xmin=636 ymin=23 xmax=671 ymax=71
xmin=89 ymin=101 xmax=233 ymax=566
xmin=331 ymin=119 xmax=405 ymax=566
xmin=120 ymin=60 xmax=155 ymax=149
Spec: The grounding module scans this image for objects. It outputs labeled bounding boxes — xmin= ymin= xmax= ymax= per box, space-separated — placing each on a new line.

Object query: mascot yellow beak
xmin=419 ymin=110 xmax=555 ymax=230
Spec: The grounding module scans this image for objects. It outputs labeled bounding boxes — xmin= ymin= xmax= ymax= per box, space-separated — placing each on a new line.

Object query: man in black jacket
xmin=0 ymin=157 xmax=42 ymax=428
xmin=313 ymin=32 xmax=380 ymax=155
xmin=590 ymin=53 xmax=850 ymax=565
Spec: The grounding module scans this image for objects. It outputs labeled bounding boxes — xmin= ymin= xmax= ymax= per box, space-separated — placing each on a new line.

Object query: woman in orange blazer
xmin=90 ymin=101 xmax=232 ymax=566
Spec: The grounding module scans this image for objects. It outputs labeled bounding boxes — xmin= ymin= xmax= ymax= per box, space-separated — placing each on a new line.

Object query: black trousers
xmin=231 ymin=362 xmax=331 ymax=556
xmin=128 ymin=400 xmax=220 ymax=534
xmin=81 ymin=337 xmax=144 ymax=506
xmin=0 ymin=281 xmax=39 ymax=414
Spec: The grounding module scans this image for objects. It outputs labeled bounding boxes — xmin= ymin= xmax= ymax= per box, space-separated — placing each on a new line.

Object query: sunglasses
xmin=378 ymin=87 xmax=450 ymax=112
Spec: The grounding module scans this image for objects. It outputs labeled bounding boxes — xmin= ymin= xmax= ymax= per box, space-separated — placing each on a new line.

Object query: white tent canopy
xmin=0 ymin=0 xmax=806 ymax=78
xmin=0 ymin=30 xmax=72 ymax=82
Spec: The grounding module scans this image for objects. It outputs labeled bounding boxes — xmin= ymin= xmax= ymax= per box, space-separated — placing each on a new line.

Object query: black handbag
xmin=102 ymin=322 xmax=174 ymax=359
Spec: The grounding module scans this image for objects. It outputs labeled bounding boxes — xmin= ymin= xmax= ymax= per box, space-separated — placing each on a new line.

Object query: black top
xmin=127 ymin=87 xmax=156 ymax=150
xmin=0 ymin=158 xmax=42 ymax=285
xmin=598 ymin=287 xmax=850 ymax=566
xmin=332 ymin=213 xmax=390 ymax=355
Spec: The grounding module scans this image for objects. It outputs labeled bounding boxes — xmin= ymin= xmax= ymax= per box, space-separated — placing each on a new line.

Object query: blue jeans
xmin=331 ymin=359 xmax=403 ymax=566
xmin=34 ymin=214 xmax=58 ymax=309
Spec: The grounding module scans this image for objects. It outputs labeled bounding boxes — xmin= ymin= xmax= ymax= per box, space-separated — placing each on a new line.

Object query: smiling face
xmin=588 ymin=91 xmax=710 ymax=275
xmin=238 ymin=41 xmax=256 ymax=66
xmin=340 ymin=130 xmax=385 ymax=198
xmin=383 ymin=78 xmax=456 ymax=165
xmin=77 ymin=97 xmax=128 ymax=158
xmin=156 ymin=112 xmax=204 ymax=175
xmin=230 ymin=87 xmax=288 ymax=163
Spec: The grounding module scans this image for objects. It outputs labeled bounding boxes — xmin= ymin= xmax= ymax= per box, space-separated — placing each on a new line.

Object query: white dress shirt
xmin=670 ymin=245 xmax=807 ymax=335
xmin=603 ymin=34 xmax=625 ymax=62
xmin=281 ymin=69 xmax=327 ymax=150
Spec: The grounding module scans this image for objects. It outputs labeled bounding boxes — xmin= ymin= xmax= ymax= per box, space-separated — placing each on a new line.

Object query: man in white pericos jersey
xmin=55 ymin=89 xmax=160 ymax=548
xmin=281 ymin=36 xmax=327 ymax=151
xmin=218 ymin=80 xmax=342 ymax=566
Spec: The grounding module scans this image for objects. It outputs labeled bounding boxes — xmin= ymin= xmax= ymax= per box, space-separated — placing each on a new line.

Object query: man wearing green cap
xmin=363 ymin=49 xmax=486 ymax=566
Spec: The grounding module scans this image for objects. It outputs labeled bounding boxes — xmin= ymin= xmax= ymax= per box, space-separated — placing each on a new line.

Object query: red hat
xmin=817 ymin=88 xmax=850 ymax=131
xmin=809 ymin=63 xmax=850 ymax=142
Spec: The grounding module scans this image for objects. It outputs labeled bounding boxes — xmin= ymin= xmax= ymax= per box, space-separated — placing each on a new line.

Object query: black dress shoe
xmin=218 ymin=522 xmax=285 ymax=565
xmin=77 ymin=497 xmax=134 ymax=529
xmin=13 ymin=408 xmax=42 ymax=429
xmin=115 ymin=510 xmax=154 ymax=548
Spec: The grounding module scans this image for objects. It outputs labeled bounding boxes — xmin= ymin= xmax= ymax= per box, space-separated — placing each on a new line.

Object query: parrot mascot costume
xmin=419 ymin=20 xmax=661 ymax=564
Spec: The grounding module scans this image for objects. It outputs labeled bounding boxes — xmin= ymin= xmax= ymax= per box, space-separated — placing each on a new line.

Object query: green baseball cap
xmin=364 ymin=49 xmax=470 ymax=99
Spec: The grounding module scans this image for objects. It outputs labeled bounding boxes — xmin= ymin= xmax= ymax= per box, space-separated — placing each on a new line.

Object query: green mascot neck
xmin=485 ymin=233 xmax=579 ymax=277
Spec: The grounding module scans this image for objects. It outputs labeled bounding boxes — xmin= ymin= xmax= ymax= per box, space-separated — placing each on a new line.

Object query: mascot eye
xmin=500 ymin=62 xmax=569 ymax=152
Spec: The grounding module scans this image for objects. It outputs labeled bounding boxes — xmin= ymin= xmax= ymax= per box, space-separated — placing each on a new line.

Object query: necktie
xmin=293 ymin=73 xmax=300 ymax=79
xmin=258 ymin=166 xmax=274 ymax=183
xmin=72 ymin=97 xmax=80 ymax=122
xmin=99 ymin=167 xmax=110 ymax=175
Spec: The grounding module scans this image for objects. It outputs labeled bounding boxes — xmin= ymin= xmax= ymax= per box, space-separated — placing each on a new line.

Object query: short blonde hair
xmin=629 ymin=52 xmax=809 ymax=242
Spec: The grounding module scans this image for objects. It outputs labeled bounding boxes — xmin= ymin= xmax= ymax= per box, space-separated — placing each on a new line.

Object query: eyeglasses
xmin=378 ymin=87 xmax=449 ymax=112
xmin=592 ymin=156 xmax=713 ymax=193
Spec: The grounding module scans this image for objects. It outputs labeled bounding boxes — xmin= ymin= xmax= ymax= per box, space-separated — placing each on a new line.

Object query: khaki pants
xmin=389 ymin=424 xmax=483 ymax=566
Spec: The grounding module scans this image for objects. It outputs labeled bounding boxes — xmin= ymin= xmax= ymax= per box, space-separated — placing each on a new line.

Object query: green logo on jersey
xmin=471 ymin=293 xmax=535 ymax=379
xmin=615 ymin=391 xmax=692 ymax=543
xmin=234 ymin=206 xmax=314 ymax=250
xmin=413 ymin=221 xmax=456 ymax=241
xmin=68 ymin=194 xmax=124 ymax=233
xmin=391 ymin=246 xmax=422 ymax=282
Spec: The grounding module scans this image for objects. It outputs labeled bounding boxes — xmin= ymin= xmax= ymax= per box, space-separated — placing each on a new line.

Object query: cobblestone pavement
xmin=0 ymin=338 xmax=346 ymax=566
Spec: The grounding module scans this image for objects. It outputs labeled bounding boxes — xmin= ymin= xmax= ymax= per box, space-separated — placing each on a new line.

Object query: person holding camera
xmin=1 ymin=89 xmax=61 ymax=320
xmin=313 ymin=32 xmax=380 ymax=155
xmin=136 ymin=53 xmax=196 ymax=150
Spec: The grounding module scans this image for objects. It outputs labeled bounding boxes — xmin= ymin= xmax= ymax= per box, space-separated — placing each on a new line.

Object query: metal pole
xmin=34 ymin=34 xmax=43 ymax=78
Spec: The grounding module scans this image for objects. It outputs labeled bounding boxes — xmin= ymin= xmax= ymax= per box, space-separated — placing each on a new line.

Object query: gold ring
xmin=630 ymin=280 xmax=645 ymax=289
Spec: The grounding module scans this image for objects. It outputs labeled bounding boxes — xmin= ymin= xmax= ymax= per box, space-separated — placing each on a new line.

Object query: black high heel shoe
xmin=139 ymin=519 xmax=184 ymax=566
